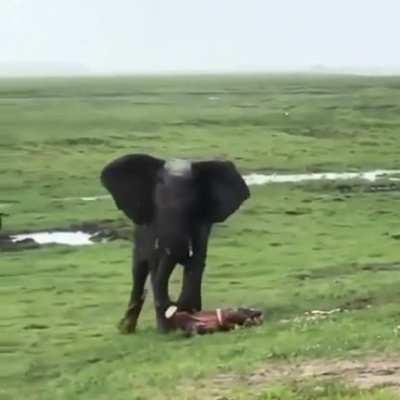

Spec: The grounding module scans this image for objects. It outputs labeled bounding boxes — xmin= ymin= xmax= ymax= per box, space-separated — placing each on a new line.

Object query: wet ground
xmin=0 ymin=220 xmax=131 ymax=251
xmin=11 ymin=231 xmax=95 ymax=246
xmin=244 ymin=169 xmax=400 ymax=185
xmin=1 ymin=169 xmax=400 ymax=252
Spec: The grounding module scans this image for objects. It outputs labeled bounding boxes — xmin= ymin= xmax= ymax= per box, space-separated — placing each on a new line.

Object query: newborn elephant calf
xmin=167 ymin=306 xmax=263 ymax=336
xmin=101 ymin=154 xmax=250 ymax=333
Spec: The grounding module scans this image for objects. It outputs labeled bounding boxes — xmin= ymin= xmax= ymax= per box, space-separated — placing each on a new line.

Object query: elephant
xmin=100 ymin=153 xmax=250 ymax=333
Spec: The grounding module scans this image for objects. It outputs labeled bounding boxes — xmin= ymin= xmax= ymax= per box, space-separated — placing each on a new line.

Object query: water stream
xmin=11 ymin=231 xmax=94 ymax=246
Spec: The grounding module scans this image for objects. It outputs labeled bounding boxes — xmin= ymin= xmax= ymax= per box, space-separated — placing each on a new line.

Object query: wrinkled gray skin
xmin=101 ymin=154 xmax=250 ymax=333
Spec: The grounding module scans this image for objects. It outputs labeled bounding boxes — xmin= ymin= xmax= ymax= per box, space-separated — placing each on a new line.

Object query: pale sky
xmin=1 ymin=0 xmax=400 ymax=74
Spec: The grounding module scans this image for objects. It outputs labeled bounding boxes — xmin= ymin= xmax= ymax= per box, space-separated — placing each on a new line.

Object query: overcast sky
xmin=1 ymin=0 xmax=399 ymax=74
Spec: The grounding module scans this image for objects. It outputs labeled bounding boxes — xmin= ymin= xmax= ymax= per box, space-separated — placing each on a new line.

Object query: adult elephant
xmin=101 ymin=154 xmax=250 ymax=333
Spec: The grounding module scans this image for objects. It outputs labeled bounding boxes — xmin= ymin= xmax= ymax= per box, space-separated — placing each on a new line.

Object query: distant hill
xmin=0 ymin=63 xmax=92 ymax=77
xmin=307 ymin=65 xmax=400 ymax=76
xmin=0 ymin=63 xmax=399 ymax=77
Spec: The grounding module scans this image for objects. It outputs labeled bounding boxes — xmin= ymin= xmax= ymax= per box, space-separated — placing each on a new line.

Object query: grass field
xmin=1 ymin=74 xmax=400 ymax=399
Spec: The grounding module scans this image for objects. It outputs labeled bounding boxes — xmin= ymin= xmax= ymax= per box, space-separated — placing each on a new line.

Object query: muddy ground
xmin=0 ymin=219 xmax=132 ymax=251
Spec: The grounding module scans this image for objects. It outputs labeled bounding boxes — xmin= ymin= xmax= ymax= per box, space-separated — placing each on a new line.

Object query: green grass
xmin=1 ymin=74 xmax=400 ymax=399
xmin=253 ymin=383 xmax=398 ymax=400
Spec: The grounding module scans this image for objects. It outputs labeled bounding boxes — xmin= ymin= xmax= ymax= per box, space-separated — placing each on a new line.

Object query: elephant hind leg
xmin=119 ymin=259 xmax=149 ymax=334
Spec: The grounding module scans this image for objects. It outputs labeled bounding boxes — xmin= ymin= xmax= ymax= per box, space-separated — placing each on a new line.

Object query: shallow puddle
xmin=243 ymin=169 xmax=400 ymax=185
xmin=60 ymin=195 xmax=110 ymax=202
xmin=4 ymin=169 xmax=400 ymax=250
xmin=11 ymin=231 xmax=94 ymax=246
xmin=80 ymin=195 xmax=110 ymax=201
xmin=56 ymin=170 xmax=400 ymax=204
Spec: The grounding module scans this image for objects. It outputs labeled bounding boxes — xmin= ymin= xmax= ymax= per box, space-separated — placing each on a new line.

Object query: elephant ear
xmin=193 ymin=160 xmax=250 ymax=223
xmin=100 ymin=154 xmax=164 ymax=225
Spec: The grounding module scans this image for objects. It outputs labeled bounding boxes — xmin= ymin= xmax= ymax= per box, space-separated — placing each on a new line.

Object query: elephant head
xmin=101 ymin=153 xmax=250 ymax=228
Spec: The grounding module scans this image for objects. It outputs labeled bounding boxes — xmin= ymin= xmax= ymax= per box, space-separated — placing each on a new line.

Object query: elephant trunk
xmin=155 ymin=214 xmax=193 ymax=262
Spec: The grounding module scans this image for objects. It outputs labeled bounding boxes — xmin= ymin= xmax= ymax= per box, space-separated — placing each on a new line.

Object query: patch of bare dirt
xmin=298 ymin=359 xmax=400 ymax=391
xmin=211 ymin=357 xmax=400 ymax=394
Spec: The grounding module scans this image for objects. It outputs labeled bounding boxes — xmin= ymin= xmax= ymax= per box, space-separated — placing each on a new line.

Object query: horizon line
xmin=2 ymin=67 xmax=400 ymax=80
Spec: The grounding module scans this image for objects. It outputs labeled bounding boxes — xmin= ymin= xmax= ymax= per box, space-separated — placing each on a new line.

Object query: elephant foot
xmin=165 ymin=306 xmax=264 ymax=336
xmin=157 ymin=322 xmax=172 ymax=334
xmin=118 ymin=296 xmax=146 ymax=334
xmin=153 ymin=305 xmax=177 ymax=334
xmin=118 ymin=314 xmax=138 ymax=334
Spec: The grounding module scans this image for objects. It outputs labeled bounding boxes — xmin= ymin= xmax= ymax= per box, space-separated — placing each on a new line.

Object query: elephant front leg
xmin=177 ymin=261 xmax=205 ymax=312
xmin=177 ymin=224 xmax=210 ymax=313
xmin=151 ymin=254 xmax=177 ymax=333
